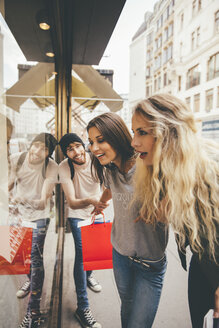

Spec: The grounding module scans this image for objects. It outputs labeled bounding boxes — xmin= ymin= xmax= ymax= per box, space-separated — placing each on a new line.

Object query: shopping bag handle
xmin=91 ymin=212 xmax=105 ymax=224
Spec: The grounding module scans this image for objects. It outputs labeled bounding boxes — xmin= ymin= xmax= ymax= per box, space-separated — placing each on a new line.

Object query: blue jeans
xmin=113 ymin=248 xmax=167 ymax=328
xmin=68 ymin=218 xmax=92 ymax=310
xmin=28 ymin=218 xmax=50 ymax=312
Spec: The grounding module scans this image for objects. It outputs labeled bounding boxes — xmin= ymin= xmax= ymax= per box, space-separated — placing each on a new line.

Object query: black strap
xmin=67 ymin=158 xmax=75 ymax=180
xmin=42 ymin=157 xmax=49 ymax=179
xmin=16 ymin=151 xmax=28 ymax=174
xmin=67 ymin=151 xmax=92 ymax=180
xmin=16 ymin=151 xmax=49 ymax=179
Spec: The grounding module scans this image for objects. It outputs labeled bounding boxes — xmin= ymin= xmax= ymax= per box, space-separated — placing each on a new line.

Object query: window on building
xmin=191 ymin=31 xmax=195 ymax=51
xmin=147 ymin=32 xmax=153 ymax=45
xmin=154 ymin=78 xmax=157 ymax=91
xmin=217 ymin=87 xmax=219 ymax=107
xmin=191 ymin=27 xmax=200 ymax=50
xmin=164 ymin=72 xmax=167 ymax=86
xmin=215 ymin=10 xmax=219 ymax=33
xmin=206 ymin=89 xmax=213 ymax=112
xmin=157 ymin=19 xmax=159 ymax=32
xmin=164 ymin=28 xmax=168 ymax=42
xmin=194 ymin=93 xmax=200 ymax=112
xmin=167 ymin=44 xmax=173 ymax=60
xmin=169 ymin=1 xmax=174 ymax=15
xmin=146 ymin=66 xmax=151 ymax=78
xmin=207 ymin=52 xmax=219 ymax=80
xmin=180 ymin=13 xmax=184 ymax=30
xmin=198 ymin=0 xmax=201 ymax=11
xmin=160 ymin=14 xmax=163 ymax=27
xmin=147 ymin=50 xmax=151 ymax=61
xmin=168 ymin=22 xmax=173 ymax=37
xmin=163 ymin=7 xmax=167 ymax=22
xmin=186 ymin=97 xmax=191 ymax=107
xmin=155 ymin=54 xmax=162 ymax=70
xmin=166 ymin=5 xmax=170 ymax=20
xmin=180 ymin=42 xmax=183 ymax=61
xmin=186 ymin=64 xmax=201 ymax=89
xmin=192 ymin=0 xmax=196 ymax=16
xmin=158 ymin=76 xmax=161 ymax=90
xmin=192 ymin=0 xmax=201 ymax=16
xmin=146 ymin=85 xmax=150 ymax=97
xmin=196 ymin=27 xmax=200 ymax=47
xmin=163 ymin=48 xmax=167 ymax=63
xmin=158 ymin=35 xmax=162 ymax=48
xmin=178 ymin=76 xmax=182 ymax=91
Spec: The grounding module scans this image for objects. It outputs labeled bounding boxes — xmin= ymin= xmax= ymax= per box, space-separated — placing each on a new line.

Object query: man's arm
xmin=61 ymin=178 xmax=99 ymax=209
xmin=30 ymin=177 xmax=56 ymax=210
xmin=15 ymin=165 xmax=58 ymax=210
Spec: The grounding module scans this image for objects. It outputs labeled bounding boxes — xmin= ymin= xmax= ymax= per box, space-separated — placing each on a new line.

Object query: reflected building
xmin=129 ymin=0 xmax=219 ymax=141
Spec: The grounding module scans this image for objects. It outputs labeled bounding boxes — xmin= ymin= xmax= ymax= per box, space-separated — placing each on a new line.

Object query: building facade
xmin=129 ymin=0 xmax=219 ymax=139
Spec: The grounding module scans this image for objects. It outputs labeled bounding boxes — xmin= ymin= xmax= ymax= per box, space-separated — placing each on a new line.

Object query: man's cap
xmin=31 ymin=133 xmax=58 ymax=157
xmin=59 ymin=133 xmax=85 ymax=156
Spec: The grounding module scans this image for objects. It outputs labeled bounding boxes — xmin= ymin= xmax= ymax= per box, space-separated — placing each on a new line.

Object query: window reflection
xmin=0 ymin=13 xmax=58 ymax=327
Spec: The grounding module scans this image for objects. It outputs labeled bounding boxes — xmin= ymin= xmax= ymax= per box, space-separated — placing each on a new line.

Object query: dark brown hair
xmin=87 ymin=112 xmax=135 ymax=184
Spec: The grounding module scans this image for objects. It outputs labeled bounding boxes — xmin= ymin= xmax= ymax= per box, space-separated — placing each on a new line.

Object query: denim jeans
xmin=113 ymin=248 xmax=167 ymax=328
xmin=28 ymin=218 xmax=50 ymax=312
xmin=68 ymin=218 xmax=92 ymax=310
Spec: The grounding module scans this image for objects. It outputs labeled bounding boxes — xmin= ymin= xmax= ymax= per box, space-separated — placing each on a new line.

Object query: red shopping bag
xmin=0 ymin=226 xmax=32 ymax=275
xmin=81 ymin=215 xmax=113 ymax=271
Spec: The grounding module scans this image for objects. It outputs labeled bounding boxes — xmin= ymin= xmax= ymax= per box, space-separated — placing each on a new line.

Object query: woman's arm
xmin=92 ymin=188 xmax=112 ymax=214
xmin=214 ymin=286 xmax=219 ymax=318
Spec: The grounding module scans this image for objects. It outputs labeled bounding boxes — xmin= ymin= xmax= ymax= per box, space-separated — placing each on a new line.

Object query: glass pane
xmin=0 ymin=13 xmax=57 ymax=327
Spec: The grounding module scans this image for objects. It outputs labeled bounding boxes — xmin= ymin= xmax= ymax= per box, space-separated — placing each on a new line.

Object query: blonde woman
xmin=131 ymin=94 xmax=219 ymax=328
xmin=87 ymin=113 xmax=169 ymax=328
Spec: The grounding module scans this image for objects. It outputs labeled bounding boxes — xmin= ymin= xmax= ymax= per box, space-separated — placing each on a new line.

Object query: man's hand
xmin=214 ymin=286 xmax=219 ymax=318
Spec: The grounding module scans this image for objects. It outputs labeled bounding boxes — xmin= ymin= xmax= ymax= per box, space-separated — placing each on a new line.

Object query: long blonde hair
xmin=133 ymin=94 xmax=219 ymax=260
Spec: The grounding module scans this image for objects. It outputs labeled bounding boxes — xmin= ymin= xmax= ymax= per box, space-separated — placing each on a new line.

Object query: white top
xmin=58 ymin=153 xmax=101 ymax=220
xmin=9 ymin=152 xmax=58 ymax=221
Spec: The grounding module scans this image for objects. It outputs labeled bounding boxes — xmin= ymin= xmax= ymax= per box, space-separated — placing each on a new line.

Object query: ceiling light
xmin=36 ymin=10 xmax=50 ymax=30
xmin=45 ymin=43 xmax=55 ymax=58
xmin=39 ymin=22 xmax=50 ymax=30
xmin=46 ymin=51 xmax=55 ymax=58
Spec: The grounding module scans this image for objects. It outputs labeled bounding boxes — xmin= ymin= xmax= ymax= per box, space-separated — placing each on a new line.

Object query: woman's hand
xmin=214 ymin=286 xmax=219 ymax=318
xmin=91 ymin=201 xmax=109 ymax=215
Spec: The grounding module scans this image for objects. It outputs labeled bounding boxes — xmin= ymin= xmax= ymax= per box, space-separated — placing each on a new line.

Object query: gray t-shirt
xmin=104 ymin=164 xmax=169 ymax=261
